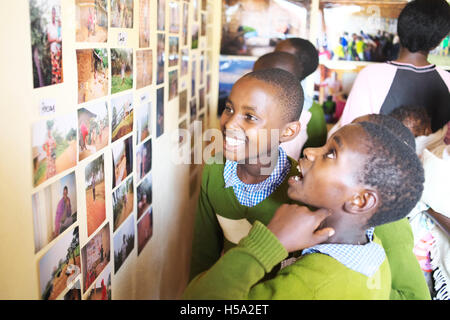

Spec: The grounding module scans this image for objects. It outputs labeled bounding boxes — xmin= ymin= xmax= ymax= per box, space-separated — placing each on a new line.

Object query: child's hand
xmin=267 ymin=204 xmax=335 ymax=253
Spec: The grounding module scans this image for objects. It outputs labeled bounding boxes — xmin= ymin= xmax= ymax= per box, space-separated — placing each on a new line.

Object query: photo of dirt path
xmin=113 ymin=177 xmax=134 ymax=231
xmin=85 ymin=154 xmax=106 ymax=237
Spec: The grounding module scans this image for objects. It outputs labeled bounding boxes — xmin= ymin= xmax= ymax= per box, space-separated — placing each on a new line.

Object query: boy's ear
xmin=280 ymin=121 xmax=301 ymax=143
xmin=343 ymin=189 xmax=379 ymax=216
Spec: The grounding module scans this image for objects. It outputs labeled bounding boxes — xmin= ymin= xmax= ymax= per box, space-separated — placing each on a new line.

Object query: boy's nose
xmin=303 ymin=147 xmax=321 ymax=162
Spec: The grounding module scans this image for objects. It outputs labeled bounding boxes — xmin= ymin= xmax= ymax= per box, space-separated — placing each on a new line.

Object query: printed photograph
xmin=38 ymin=227 xmax=80 ymax=300
xmin=32 ymin=113 xmax=77 ymax=187
xmin=207 ymin=74 xmax=211 ymax=94
xmin=156 ymin=87 xmax=164 ymax=137
xmin=136 ymin=138 xmax=152 ymax=182
xmin=169 ymin=1 xmax=180 ymax=34
xmin=75 ymin=0 xmax=108 ymax=43
xmin=182 ymin=2 xmax=189 ymax=46
xmin=78 ymin=101 xmax=109 ymax=161
xmin=179 ymin=90 xmax=187 ymax=119
xmin=193 ymin=0 xmax=198 ymax=21
xmin=136 ymin=101 xmax=151 ymax=144
xmin=111 ymin=48 xmax=133 ymax=94
xmin=168 ymin=36 xmax=179 ymax=67
xmin=136 ymin=49 xmax=153 ymax=89
xmin=110 ymin=0 xmax=133 ymax=28
xmin=201 ymin=13 xmax=206 ymax=36
xmin=180 ymin=48 xmax=188 ymax=76
xmin=137 ymin=173 xmax=152 ymax=220
xmin=112 ymin=136 xmax=133 ymax=189
xmin=191 ymin=59 xmax=196 ymax=97
xmin=85 ymin=154 xmax=106 ymax=237
xmin=157 ymin=0 xmax=165 ymax=31
xmin=191 ymin=23 xmax=199 ymax=49
xmin=139 ymin=0 xmax=150 ymax=48
xmin=137 ymin=208 xmax=153 ymax=255
xmin=199 ymin=87 xmax=205 ymax=111
xmin=178 ymin=119 xmax=187 ymax=147
xmin=113 ymin=214 xmax=135 ymax=274
xmin=113 ymin=176 xmax=134 ymax=231
xmin=190 ymin=97 xmax=197 ymax=122
xmin=81 ymin=223 xmax=110 ymax=292
xmin=32 ymin=172 xmax=77 ymax=253
xmin=76 ymin=48 xmax=109 ymax=104
xmin=111 ymin=93 xmax=134 ymax=142
xmin=29 ymin=0 xmax=63 ymax=88
xmin=200 ymin=52 xmax=204 ymax=85
xmin=63 ymin=280 xmax=81 ymax=300
xmin=156 ymin=34 xmax=165 ymax=85
xmin=87 ymin=263 xmax=111 ymax=300
xmin=168 ymin=69 xmax=178 ymax=101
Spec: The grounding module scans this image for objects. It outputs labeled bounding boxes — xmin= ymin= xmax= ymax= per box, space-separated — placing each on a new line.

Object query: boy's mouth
xmin=289 ymin=162 xmax=304 ymax=184
xmin=225 ymin=136 xmax=246 ymax=147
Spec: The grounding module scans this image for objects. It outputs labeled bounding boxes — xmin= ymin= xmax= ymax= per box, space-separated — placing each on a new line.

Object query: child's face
xmin=220 ymin=77 xmax=287 ymax=162
xmin=287 ymin=124 xmax=367 ymax=211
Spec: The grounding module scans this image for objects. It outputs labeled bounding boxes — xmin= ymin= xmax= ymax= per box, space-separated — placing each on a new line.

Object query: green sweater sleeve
xmin=188 ymin=165 xmax=225 ymax=281
xmin=375 ymin=218 xmax=431 ymax=300
xmin=183 ymin=221 xmax=289 ymax=299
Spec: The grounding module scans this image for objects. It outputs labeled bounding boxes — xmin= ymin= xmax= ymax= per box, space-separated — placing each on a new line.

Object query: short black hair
xmin=243 ymin=68 xmax=304 ymax=122
xmin=63 ymin=186 xmax=68 ymax=192
xmin=352 ymin=114 xmax=416 ymax=150
xmin=276 ymin=38 xmax=319 ymax=78
xmin=253 ymin=52 xmax=304 ymax=81
xmin=357 ymin=121 xmax=424 ymax=227
xmin=397 ymin=0 xmax=450 ymax=53
xmin=388 ymin=105 xmax=431 ymax=137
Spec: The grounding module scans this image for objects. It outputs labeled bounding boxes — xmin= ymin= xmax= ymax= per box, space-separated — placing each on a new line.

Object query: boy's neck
xmin=394 ymin=47 xmax=431 ymax=67
xmin=236 ymin=149 xmax=279 ymax=184
xmin=321 ymin=216 xmax=369 ymax=245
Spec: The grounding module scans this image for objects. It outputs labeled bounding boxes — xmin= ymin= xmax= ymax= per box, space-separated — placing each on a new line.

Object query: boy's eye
xmin=224 ymin=104 xmax=234 ymax=114
xmin=324 ymin=149 xmax=336 ymax=159
xmin=245 ymin=114 xmax=258 ymax=121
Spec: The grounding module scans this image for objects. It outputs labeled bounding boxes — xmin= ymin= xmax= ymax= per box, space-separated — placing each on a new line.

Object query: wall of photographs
xmin=0 ymin=0 xmax=221 ymax=299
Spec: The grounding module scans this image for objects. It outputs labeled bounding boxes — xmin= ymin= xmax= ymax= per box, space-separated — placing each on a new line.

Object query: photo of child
xmin=110 ymin=0 xmax=133 ymax=28
xmin=169 ymin=36 xmax=179 ymax=67
xmin=32 ymin=113 xmax=77 ymax=187
xmin=157 ymin=0 xmax=165 ymax=31
xmin=157 ymin=34 xmax=165 ymax=85
xmin=75 ymin=0 xmax=108 ymax=43
xmin=169 ymin=1 xmax=180 ymax=34
xmin=29 ymin=0 xmax=63 ymax=88
xmin=87 ymin=263 xmax=111 ymax=300
xmin=137 ymin=173 xmax=152 ymax=220
xmin=156 ymin=87 xmax=164 ymax=137
xmin=112 ymin=136 xmax=133 ymax=189
xmin=137 ymin=208 xmax=153 ymax=255
xmin=136 ymin=101 xmax=151 ymax=144
xmin=85 ymin=154 xmax=106 ymax=237
xmin=111 ymin=48 xmax=133 ymax=94
xmin=113 ymin=176 xmax=134 ymax=231
xmin=113 ymin=214 xmax=135 ymax=274
xmin=78 ymin=101 xmax=109 ymax=161
xmin=169 ymin=69 xmax=178 ymax=101
xmin=81 ymin=223 xmax=110 ymax=293
xmin=139 ymin=0 xmax=150 ymax=48
xmin=136 ymin=49 xmax=153 ymax=89
xmin=111 ymin=93 xmax=134 ymax=142
xmin=76 ymin=48 xmax=109 ymax=104
xmin=38 ymin=227 xmax=80 ymax=300
xmin=136 ymin=138 xmax=152 ymax=182
xmin=32 ymin=172 xmax=77 ymax=253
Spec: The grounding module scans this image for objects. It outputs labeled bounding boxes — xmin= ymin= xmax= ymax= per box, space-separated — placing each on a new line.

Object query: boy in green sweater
xmin=189 ymin=68 xmax=305 ymax=280
xmin=183 ymin=121 xmax=425 ymax=299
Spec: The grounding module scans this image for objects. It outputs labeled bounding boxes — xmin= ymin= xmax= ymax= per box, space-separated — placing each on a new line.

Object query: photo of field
xmin=85 ymin=154 xmax=106 ymax=237
xmin=113 ymin=176 xmax=134 ymax=231
xmin=111 ymin=93 xmax=134 ymax=142
xmin=38 ymin=227 xmax=80 ymax=300
xmin=111 ymin=48 xmax=133 ymax=94
xmin=32 ymin=113 xmax=77 ymax=187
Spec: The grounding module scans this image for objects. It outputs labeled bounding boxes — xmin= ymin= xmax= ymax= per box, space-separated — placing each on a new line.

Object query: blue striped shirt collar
xmin=223 ymin=147 xmax=291 ymax=207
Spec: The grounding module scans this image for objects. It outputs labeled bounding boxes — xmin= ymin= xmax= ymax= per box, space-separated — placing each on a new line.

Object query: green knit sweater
xmin=189 ymin=160 xmax=431 ymax=300
xmin=184 ymin=221 xmax=391 ymax=300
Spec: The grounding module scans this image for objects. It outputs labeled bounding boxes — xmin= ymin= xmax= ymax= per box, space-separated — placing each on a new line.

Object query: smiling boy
xmin=188 ymin=69 xmax=304 ymax=280
xmin=183 ymin=121 xmax=424 ymax=299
